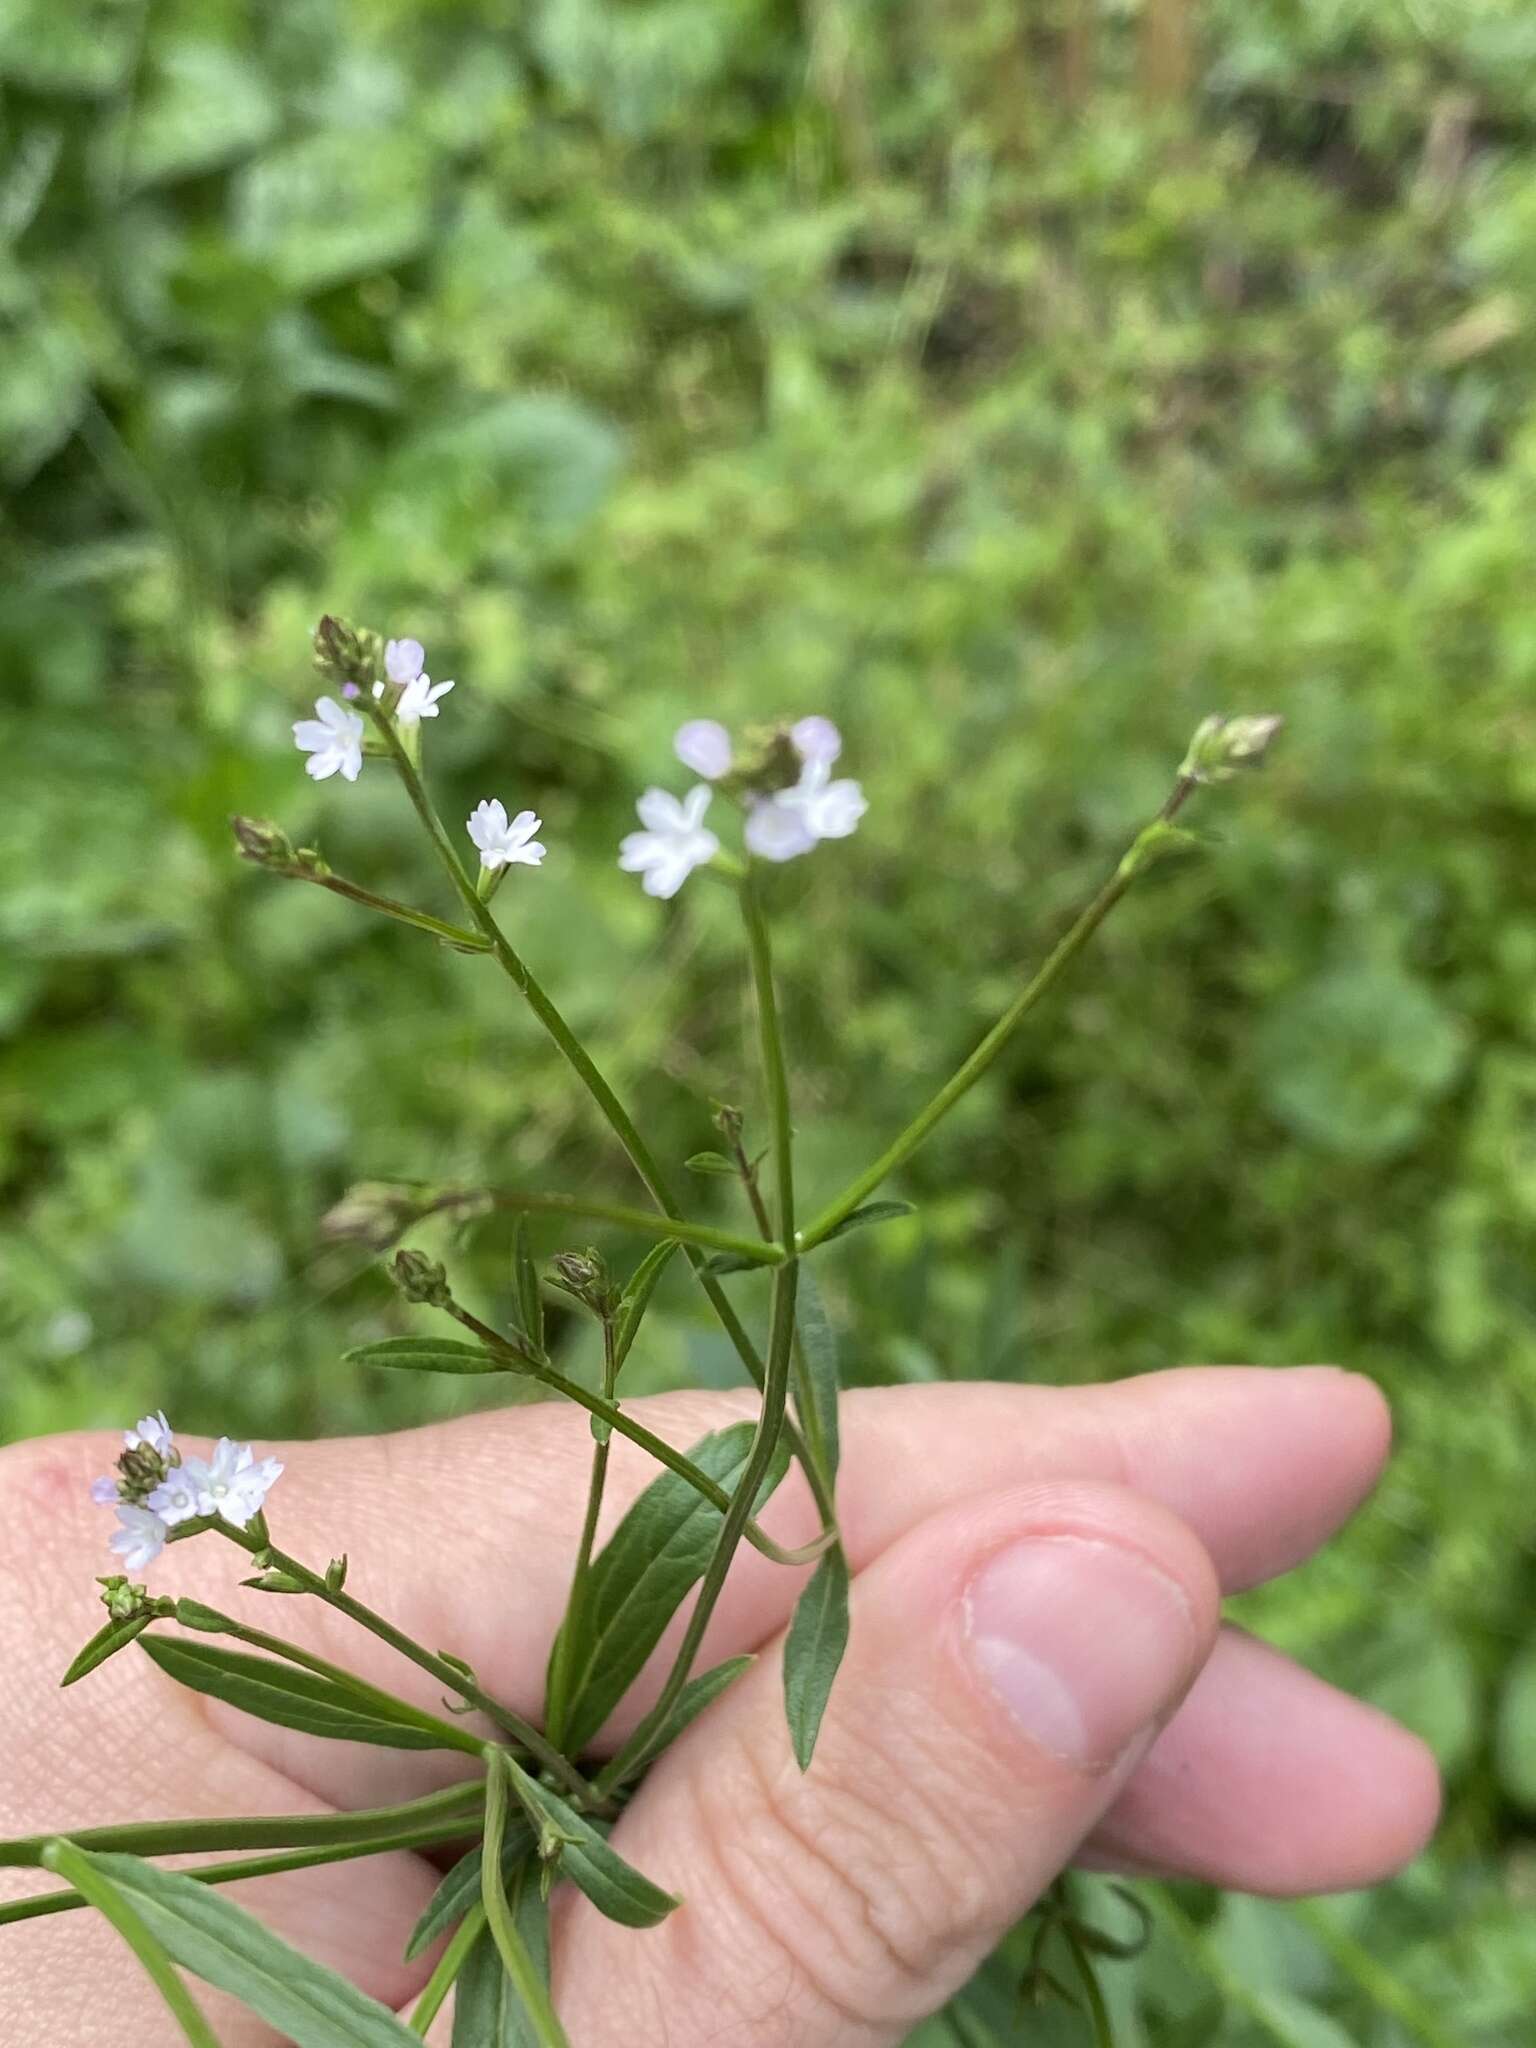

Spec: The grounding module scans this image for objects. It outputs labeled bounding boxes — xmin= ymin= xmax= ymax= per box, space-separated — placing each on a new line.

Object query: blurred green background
xmin=5 ymin=0 xmax=1536 ymax=2038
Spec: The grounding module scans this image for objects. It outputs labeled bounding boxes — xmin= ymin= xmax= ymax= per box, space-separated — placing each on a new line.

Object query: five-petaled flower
xmin=619 ymin=787 xmax=720 ymax=899
xmin=110 ymin=1506 xmax=170 ymax=1572
xmin=467 ymin=800 xmax=547 ymax=870
xmin=93 ymin=1420 xmax=283 ymax=1567
xmin=293 ymin=696 xmax=365 ymax=783
xmin=177 ymin=1439 xmax=285 ymax=1531
xmin=744 ymin=718 xmax=867 ymax=862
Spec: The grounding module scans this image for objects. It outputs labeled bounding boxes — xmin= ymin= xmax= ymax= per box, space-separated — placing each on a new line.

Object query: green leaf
xmin=232 ymin=130 xmax=437 ymax=295
xmin=41 ymin=1840 xmax=221 ymax=2048
xmin=620 ymin=1655 xmax=754 ymax=1776
xmin=552 ymin=1421 xmax=788 ymax=1754
xmin=62 ymin=1613 xmax=152 ymax=1687
xmin=1496 ymin=1642 xmax=1536 ymax=1808
xmin=73 ymin=1851 xmax=422 ymax=2046
xmin=512 ymin=1219 xmax=545 ymax=1357
xmin=613 ymin=1239 xmax=681 ymax=1368
xmin=404 ymin=1817 xmax=536 ymax=1964
xmin=684 ymin=1150 xmax=739 ymax=1176
xmin=815 ymin=1200 xmax=917 ymax=1247
xmin=503 ymin=1759 xmax=679 ymax=1930
xmin=700 ymin=1249 xmax=758 ymax=1275
xmin=794 ymin=1264 xmax=841 ymax=1484
xmin=345 ymin=1336 xmax=507 ymax=1376
xmin=139 ymin=1637 xmax=466 ymax=1752
xmin=453 ymin=1867 xmax=551 ymax=2047
xmin=783 ymin=1546 xmax=851 ymax=1771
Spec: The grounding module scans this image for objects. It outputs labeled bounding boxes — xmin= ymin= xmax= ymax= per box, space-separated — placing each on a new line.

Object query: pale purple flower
xmin=110 ymin=1506 xmax=169 ymax=1572
xmin=396 ymin=673 xmax=455 ymax=726
xmin=467 ymin=799 xmax=546 ymax=871
xmin=178 ymin=1438 xmax=284 ymax=1530
xmin=293 ymin=696 xmax=365 ymax=783
xmin=90 ymin=1475 xmax=120 ymax=1506
xmin=146 ymin=1466 xmax=204 ymax=1528
xmin=743 ymin=794 xmax=819 ymax=863
xmin=791 ymin=716 xmax=842 ymax=768
xmin=126 ymin=1412 xmax=174 ymax=1457
xmin=779 ymin=755 xmax=867 ymax=841
xmin=619 ymin=787 xmax=719 ymax=898
xmin=385 ymin=638 xmax=426 ymax=685
xmin=674 ymin=720 xmax=733 ymax=781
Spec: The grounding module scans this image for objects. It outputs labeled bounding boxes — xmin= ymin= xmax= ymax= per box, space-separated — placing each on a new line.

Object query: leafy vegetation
xmin=7 ymin=0 xmax=1536 ymax=2036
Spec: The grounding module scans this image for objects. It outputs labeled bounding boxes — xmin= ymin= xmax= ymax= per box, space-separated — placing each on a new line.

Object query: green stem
xmin=1061 ymin=1922 xmax=1116 ymax=2048
xmin=0 ymin=1780 xmax=483 ymax=1870
xmin=740 ymin=874 xmax=795 ymax=1245
xmin=481 ymin=1754 xmax=570 ymax=2048
xmin=172 ymin=1605 xmax=486 ymax=1759
xmin=4 ymin=1814 xmax=480 ymax=1930
xmin=409 ymin=1905 xmax=486 ymax=2034
xmin=799 ymin=803 xmax=1193 ymax=1251
xmin=545 ymin=1316 xmax=619 ymax=1749
xmin=271 ymin=865 xmax=491 ymax=952
xmin=41 ymin=1840 xmax=221 ymax=2048
xmin=219 ymin=1531 xmax=593 ymax=1804
xmin=600 ymin=1253 xmax=800 ymax=1796
xmin=447 ymin=1305 xmax=832 ymax=1569
xmin=430 ymin=1187 xmax=780 ymax=1267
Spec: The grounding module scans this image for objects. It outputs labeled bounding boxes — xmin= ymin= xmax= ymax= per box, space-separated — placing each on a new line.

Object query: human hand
xmin=0 ymin=1367 xmax=1438 ymax=2045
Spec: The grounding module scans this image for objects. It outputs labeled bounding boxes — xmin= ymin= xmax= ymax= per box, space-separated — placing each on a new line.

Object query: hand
xmin=0 ymin=1368 xmax=1438 ymax=2046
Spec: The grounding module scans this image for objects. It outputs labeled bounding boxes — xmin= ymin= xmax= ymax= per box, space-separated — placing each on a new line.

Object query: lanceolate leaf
xmin=345 ymin=1336 xmax=506 ymax=1375
xmin=62 ymin=1613 xmax=153 ymax=1687
xmin=618 ymin=1656 xmax=754 ymax=1777
xmin=453 ymin=1864 xmax=551 ymax=2048
xmin=793 ymin=1265 xmax=841 ymax=1485
xmin=783 ymin=1546 xmax=852 ymax=1771
xmin=816 ymin=1200 xmax=916 ymax=1247
xmin=551 ymin=1422 xmax=789 ymax=1755
xmin=69 ymin=1850 xmax=422 ymax=2047
xmin=140 ymin=1637 xmax=470 ymax=1752
xmin=613 ymin=1239 xmax=682 ymax=1368
xmin=503 ymin=1759 xmax=679 ymax=1930
xmin=512 ymin=1219 xmax=545 ymax=1358
xmin=404 ymin=1816 xmax=536 ymax=1964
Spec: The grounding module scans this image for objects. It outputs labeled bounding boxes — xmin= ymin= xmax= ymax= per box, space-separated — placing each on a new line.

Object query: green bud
xmin=1178 ymin=713 xmax=1284 ymax=785
xmin=241 ymin=1571 xmax=308 ymax=1595
xmin=325 ymin=1555 xmax=348 ymax=1592
xmin=721 ymin=725 xmax=803 ymax=799
xmin=312 ymin=614 xmax=381 ymax=691
xmin=97 ymin=1575 xmax=162 ymax=1623
xmin=392 ymin=1247 xmax=454 ymax=1309
xmin=231 ymin=816 xmax=295 ymax=867
xmin=548 ymin=1247 xmax=616 ymax=1317
xmin=321 ymin=1182 xmax=428 ymax=1252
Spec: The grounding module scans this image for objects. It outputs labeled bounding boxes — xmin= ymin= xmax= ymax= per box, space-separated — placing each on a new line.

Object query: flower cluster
xmin=620 ymin=716 xmax=867 ymax=897
xmin=92 ymin=1414 xmax=283 ymax=1570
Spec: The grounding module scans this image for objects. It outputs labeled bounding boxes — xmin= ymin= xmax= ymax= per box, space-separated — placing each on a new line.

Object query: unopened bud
xmin=325 ymin=1555 xmax=348 ymax=1591
xmin=321 ymin=1182 xmax=428 ymax=1253
xmin=312 ymin=614 xmax=379 ymax=690
xmin=712 ymin=1103 xmax=744 ymax=1147
xmin=1178 ymin=713 xmax=1284 ymax=785
xmin=392 ymin=1247 xmax=453 ymax=1308
xmin=231 ymin=816 xmax=295 ymax=867
xmin=548 ymin=1248 xmax=616 ymax=1316
xmin=722 ymin=725 xmax=803 ymax=798
xmin=97 ymin=1575 xmax=161 ymax=1623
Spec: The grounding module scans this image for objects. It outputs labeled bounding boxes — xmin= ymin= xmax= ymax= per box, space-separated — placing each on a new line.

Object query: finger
xmin=0 ymin=1452 xmax=445 ymax=2046
xmin=37 ymin=1367 xmax=1389 ymax=1813
xmin=555 ymin=1480 xmax=1221 ymax=2048
xmin=1080 ymin=1626 xmax=1441 ymax=1892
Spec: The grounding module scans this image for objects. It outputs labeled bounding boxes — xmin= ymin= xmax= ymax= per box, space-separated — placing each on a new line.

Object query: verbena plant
xmin=0 ymin=618 xmax=1279 ymax=2046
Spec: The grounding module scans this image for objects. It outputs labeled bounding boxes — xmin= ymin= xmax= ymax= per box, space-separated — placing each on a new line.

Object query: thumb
xmin=555 ymin=1481 xmax=1220 ymax=2047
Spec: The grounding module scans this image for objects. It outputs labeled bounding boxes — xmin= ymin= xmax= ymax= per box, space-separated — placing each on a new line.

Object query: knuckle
xmin=687 ymin=1693 xmax=1001 ymax=2035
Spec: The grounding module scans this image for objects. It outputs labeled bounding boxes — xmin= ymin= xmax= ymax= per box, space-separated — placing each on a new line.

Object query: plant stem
xmin=427 ymin=1186 xmax=780 ymax=1266
xmin=598 ymin=1254 xmax=800 ymax=1795
xmin=4 ymin=1815 xmax=480 ymax=1929
xmin=740 ymin=875 xmax=795 ymax=1245
xmin=219 ymin=1530 xmax=593 ymax=1803
xmin=799 ymin=800 xmax=1196 ymax=1251
xmin=41 ymin=1840 xmax=221 ymax=2048
xmin=0 ymin=1781 xmax=483 ymax=1870
xmin=481 ymin=1754 xmax=570 ymax=2048
xmin=544 ymin=1315 xmax=619 ymax=1749
xmin=266 ymin=864 xmax=491 ymax=952
xmin=445 ymin=1305 xmax=832 ymax=1569
xmin=409 ymin=1905 xmax=486 ymax=2034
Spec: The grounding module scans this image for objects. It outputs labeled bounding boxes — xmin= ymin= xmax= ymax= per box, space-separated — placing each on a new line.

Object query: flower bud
xmin=1178 ymin=713 xmax=1284 ymax=785
xmin=96 ymin=1575 xmax=163 ymax=1623
xmin=321 ymin=1182 xmax=428 ymax=1252
xmin=548 ymin=1247 xmax=616 ymax=1316
xmin=392 ymin=1247 xmax=454 ymax=1308
xmin=312 ymin=615 xmax=382 ymax=691
xmin=231 ymin=816 xmax=295 ymax=867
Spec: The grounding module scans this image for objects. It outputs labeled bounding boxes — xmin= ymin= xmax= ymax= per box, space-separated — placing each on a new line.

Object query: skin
xmin=0 ymin=1367 xmax=1440 ymax=2046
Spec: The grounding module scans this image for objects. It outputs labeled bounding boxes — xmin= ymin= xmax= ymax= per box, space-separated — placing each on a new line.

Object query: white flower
xmin=743 ymin=795 xmax=819 ymax=863
xmin=674 ymin=720 xmax=733 ymax=781
xmin=126 ymin=1411 xmax=175 ymax=1457
xmin=619 ymin=787 xmax=720 ymax=898
xmin=110 ymin=1506 xmax=168 ymax=1572
xmin=293 ymin=696 xmax=365 ymax=783
xmin=744 ymin=717 xmax=866 ymax=861
xmin=396 ymin=673 xmax=455 ymax=726
xmin=467 ymin=799 xmax=546 ymax=870
xmin=178 ymin=1438 xmax=284 ymax=1530
xmin=385 ymin=638 xmax=426 ymax=684
xmin=780 ymin=755 xmax=867 ymax=841
xmin=90 ymin=1475 xmax=120 ymax=1506
xmin=146 ymin=1467 xmax=204 ymax=1528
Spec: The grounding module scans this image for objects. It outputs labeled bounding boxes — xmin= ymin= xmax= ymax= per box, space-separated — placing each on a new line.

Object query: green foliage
xmin=7 ymin=0 xmax=1536 ymax=2032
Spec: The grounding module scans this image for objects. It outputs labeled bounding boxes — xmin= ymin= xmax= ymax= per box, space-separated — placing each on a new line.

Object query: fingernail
xmin=964 ymin=1536 xmax=1197 ymax=1769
